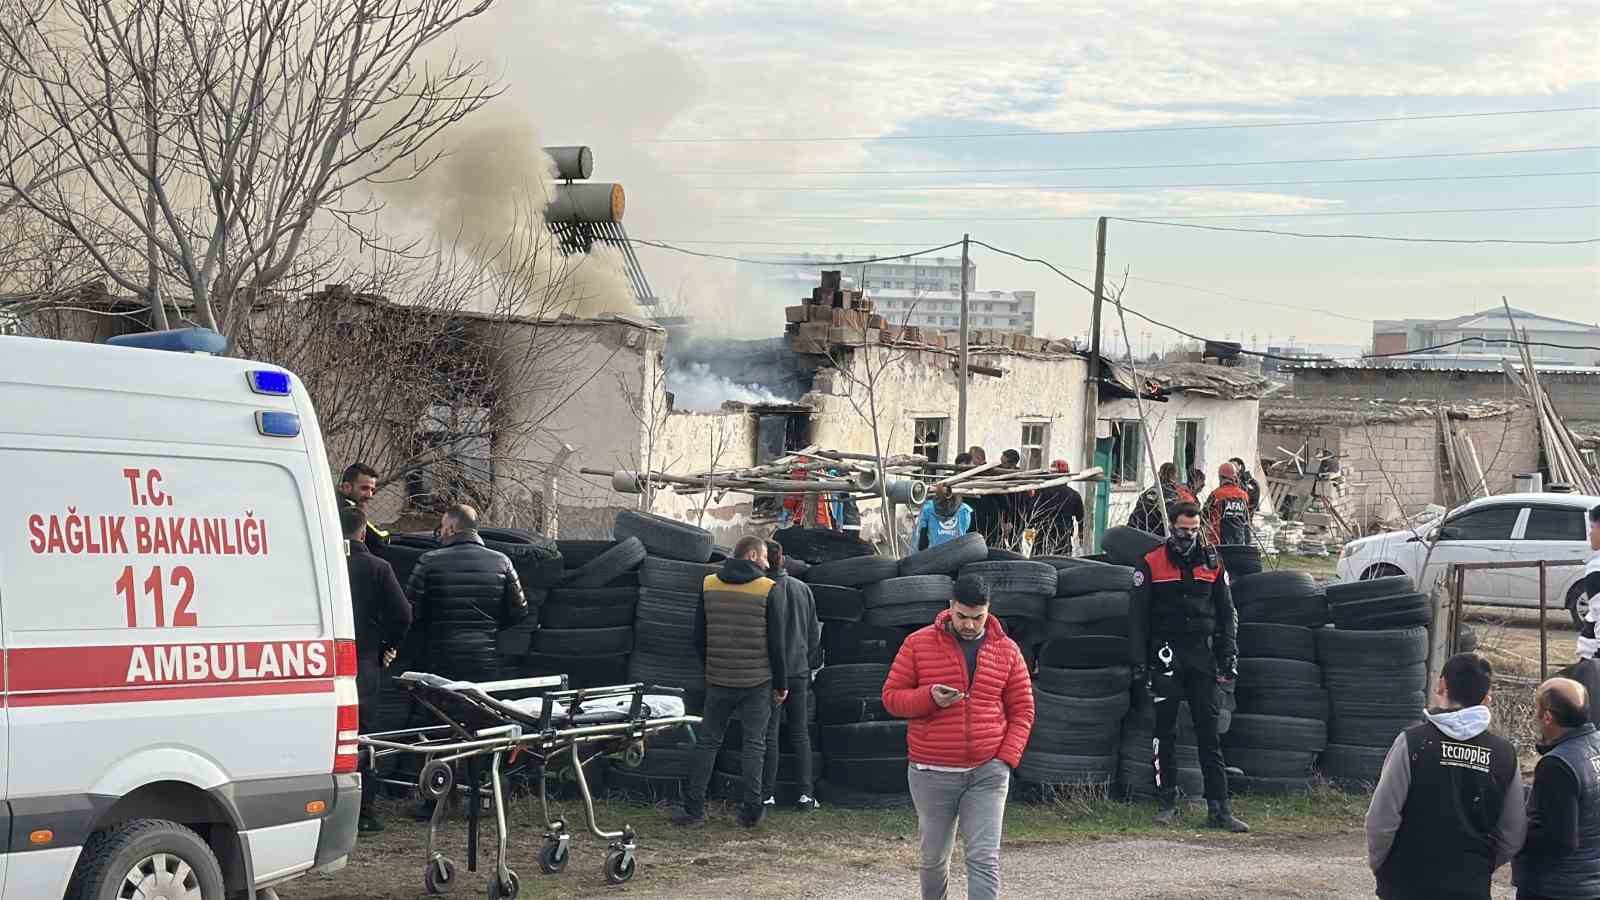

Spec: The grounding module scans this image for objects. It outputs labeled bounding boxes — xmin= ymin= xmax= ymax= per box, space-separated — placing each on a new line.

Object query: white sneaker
xmin=796 ymin=795 xmax=821 ymax=811
xmin=762 ymin=796 xmax=776 ymax=806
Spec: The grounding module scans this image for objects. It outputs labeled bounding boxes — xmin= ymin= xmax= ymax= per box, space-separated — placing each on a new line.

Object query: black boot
xmin=1153 ymin=792 xmax=1179 ymax=826
xmin=1206 ymin=799 xmax=1249 ymax=833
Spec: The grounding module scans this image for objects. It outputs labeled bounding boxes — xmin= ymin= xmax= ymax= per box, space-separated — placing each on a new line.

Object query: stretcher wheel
xmin=424 ymin=856 xmax=457 ymax=895
xmin=538 ymin=838 xmax=569 ymax=874
xmin=603 ymin=849 xmax=635 ymax=885
xmin=420 ymin=760 xmax=454 ymax=800
xmin=487 ymin=870 xmax=520 ymax=900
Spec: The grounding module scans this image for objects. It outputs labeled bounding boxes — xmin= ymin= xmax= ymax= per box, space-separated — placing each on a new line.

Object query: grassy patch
xmin=1266 ymin=554 xmax=1340 ymax=580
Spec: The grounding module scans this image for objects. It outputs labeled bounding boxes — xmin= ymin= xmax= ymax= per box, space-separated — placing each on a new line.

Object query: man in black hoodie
xmin=763 ymin=540 xmax=823 ymax=811
xmin=341 ymin=505 xmax=411 ymax=833
xmin=676 ymin=536 xmax=790 ymax=828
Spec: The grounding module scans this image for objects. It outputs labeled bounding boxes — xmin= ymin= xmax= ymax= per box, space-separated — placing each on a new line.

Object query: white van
xmin=0 ymin=329 xmax=360 ymax=899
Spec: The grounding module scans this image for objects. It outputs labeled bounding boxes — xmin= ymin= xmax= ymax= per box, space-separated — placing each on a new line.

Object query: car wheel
xmin=1568 ymin=582 xmax=1588 ymax=631
xmin=1360 ymin=563 xmax=1406 ymax=580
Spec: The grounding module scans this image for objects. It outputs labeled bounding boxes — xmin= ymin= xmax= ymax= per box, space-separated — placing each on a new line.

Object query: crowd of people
xmin=335 ymin=456 xmax=1600 ymax=900
xmin=914 ymin=444 xmax=1086 ymax=556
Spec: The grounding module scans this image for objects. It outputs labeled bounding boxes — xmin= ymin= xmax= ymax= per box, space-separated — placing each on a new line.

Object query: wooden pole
xmin=1540 ymin=560 xmax=1549 ymax=680
xmin=958 ymin=234 xmax=971 ymax=455
xmin=1081 ymin=217 xmax=1108 ymax=552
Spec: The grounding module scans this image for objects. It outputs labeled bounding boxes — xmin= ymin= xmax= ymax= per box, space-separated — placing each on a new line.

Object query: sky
xmin=439 ymin=0 xmax=1600 ymax=351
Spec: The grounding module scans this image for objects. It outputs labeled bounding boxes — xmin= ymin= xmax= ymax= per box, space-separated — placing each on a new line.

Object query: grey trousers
xmin=907 ymin=759 xmax=1011 ymax=900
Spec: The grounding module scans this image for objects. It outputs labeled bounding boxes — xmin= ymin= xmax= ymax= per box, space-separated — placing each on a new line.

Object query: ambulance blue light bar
xmin=255 ymin=411 xmax=302 ymax=438
xmin=107 ymin=328 xmax=228 ymax=355
xmin=247 ymin=370 xmax=292 ymax=396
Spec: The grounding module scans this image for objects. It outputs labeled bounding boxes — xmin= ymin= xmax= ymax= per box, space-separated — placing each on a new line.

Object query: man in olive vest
xmin=1366 ymin=652 xmax=1526 ymax=900
xmin=674 ymin=536 xmax=791 ymax=829
xmin=1515 ymin=677 xmax=1600 ymax=900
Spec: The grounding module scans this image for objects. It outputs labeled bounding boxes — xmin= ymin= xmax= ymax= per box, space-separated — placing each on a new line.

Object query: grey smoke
xmin=667 ymin=362 xmax=790 ymax=411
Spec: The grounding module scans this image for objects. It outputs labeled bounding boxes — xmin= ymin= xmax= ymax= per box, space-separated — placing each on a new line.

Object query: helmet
xmin=1218 ymin=462 xmax=1239 ymax=480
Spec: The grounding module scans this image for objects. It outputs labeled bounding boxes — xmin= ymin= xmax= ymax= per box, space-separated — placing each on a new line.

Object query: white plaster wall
xmin=647 ymin=408 xmax=761 ymax=544
xmin=1100 ymin=393 xmax=1261 ymax=526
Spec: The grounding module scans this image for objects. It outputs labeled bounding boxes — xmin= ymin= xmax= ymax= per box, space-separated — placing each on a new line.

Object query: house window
xmin=407 ymin=403 xmax=494 ymax=512
xmin=1110 ymin=420 xmax=1142 ymax=485
xmin=1174 ymin=420 xmax=1203 ymax=479
xmin=1020 ymin=422 xmax=1049 ymax=469
xmin=913 ymin=417 xmax=947 ymax=464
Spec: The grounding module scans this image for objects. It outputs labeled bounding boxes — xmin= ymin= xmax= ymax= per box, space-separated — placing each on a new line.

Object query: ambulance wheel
xmin=70 ymin=818 xmax=226 ymax=900
xmin=487 ymin=869 xmax=520 ymax=900
xmin=421 ymin=760 xmax=454 ymax=800
xmin=603 ymin=849 xmax=635 ymax=885
xmin=538 ymin=838 xmax=569 ymax=874
xmin=425 ymin=856 xmax=457 ymax=895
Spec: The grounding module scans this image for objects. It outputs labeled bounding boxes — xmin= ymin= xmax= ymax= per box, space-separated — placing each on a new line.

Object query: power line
xmin=1109 ymin=217 xmax=1600 ymax=246
xmin=627 ymin=238 xmax=965 ymax=266
xmin=693 ymin=169 xmax=1600 ymax=193
xmin=703 ymin=204 xmax=1600 ymax=223
xmin=647 ymin=104 xmax=1600 ymax=144
xmin=666 ymin=144 xmax=1600 ymax=176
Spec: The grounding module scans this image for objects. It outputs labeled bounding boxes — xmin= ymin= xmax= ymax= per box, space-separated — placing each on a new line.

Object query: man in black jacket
xmin=1129 ymin=502 xmax=1247 ymax=832
xmin=342 ymin=506 xmax=412 ymax=834
xmin=1128 ymin=462 xmax=1185 ymax=536
xmin=337 ymin=462 xmax=390 ymax=555
xmin=1515 ymin=677 xmax=1600 ymax=900
xmin=763 ymin=540 xmax=822 ymax=811
xmin=405 ymin=503 xmax=527 ymax=684
xmin=1228 ymin=457 xmax=1262 ymax=514
xmin=676 ymin=536 xmax=789 ymax=829
xmin=1366 ymin=652 xmax=1526 ymax=900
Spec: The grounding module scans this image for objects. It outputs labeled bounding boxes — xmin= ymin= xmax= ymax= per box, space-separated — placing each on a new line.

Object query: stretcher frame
xmin=358 ymin=672 xmax=700 ymax=896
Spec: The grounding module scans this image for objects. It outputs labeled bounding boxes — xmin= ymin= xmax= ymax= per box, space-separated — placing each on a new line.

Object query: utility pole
xmin=1081 ymin=217 xmax=1107 ymax=551
xmin=957 ymin=234 xmax=970 ymax=455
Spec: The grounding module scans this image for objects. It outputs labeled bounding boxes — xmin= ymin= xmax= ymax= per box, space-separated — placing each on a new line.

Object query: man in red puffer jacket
xmin=883 ymin=574 xmax=1035 ymax=900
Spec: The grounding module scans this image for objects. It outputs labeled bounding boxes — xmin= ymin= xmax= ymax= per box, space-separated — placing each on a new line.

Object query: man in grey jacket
xmin=1365 ymin=652 xmax=1527 ymax=900
xmin=763 ymin=540 xmax=822 ymax=811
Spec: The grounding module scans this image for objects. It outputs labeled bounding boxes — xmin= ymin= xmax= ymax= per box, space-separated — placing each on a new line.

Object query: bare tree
xmin=618 ymin=347 xmax=673 ymax=511
xmin=0 ymin=0 xmax=500 ymax=334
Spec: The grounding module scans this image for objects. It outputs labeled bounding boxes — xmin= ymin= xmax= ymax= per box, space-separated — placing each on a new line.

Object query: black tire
xmin=612 ymin=510 xmax=714 ymax=563
xmin=863 ymin=575 xmax=955 ymax=609
xmin=1326 ymin=575 xmax=1416 ymax=604
xmin=638 ymin=556 xmax=718 ymax=593
xmin=958 ymin=561 xmax=1058 ymax=615
xmin=1034 ymin=665 xmax=1132 ymax=698
xmin=824 ymin=757 xmax=910 ymax=792
xmin=1331 ymin=597 xmax=1432 ymax=631
xmin=564 ymin=537 xmax=646 ymax=588
xmin=523 ymin=653 xmax=631 ymax=689
xmin=634 ymin=588 xmax=699 ymax=647
xmin=1056 ymin=564 xmax=1135 ymax=596
xmin=1315 ymin=626 xmax=1428 ymax=667
xmin=1034 ymin=689 xmax=1132 ymax=725
xmin=1322 ymin=663 xmax=1428 ymax=694
xmin=1102 ymin=526 xmax=1161 ymax=566
xmin=823 ymin=623 xmax=913 ymax=665
xmin=898 ymin=533 xmax=988 ymax=577
xmin=1230 ymin=775 xmax=1314 ymax=795
xmin=1237 ymin=657 xmax=1322 ymax=688
xmin=531 ymin=625 xmax=634 ymax=658
xmin=381 ymin=533 xmax=438 ymax=586
xmin=1232 ymin=570 xmax=1318 ymax=604
xmin=784 ymin=557 xmax=811 ymax=579
xmin=1329 ymin=715 xmax=1420 ymax=748
xmin=1038 ymin=635 xmax=1129 ymax=669
xmin=70 ymin=819 xmax=226 ymax=900
xmin=813 ymin=584 xmax=866 ymax=623
xmin=814 ymin=663 xmax=892 ymax=700
xmin=1042 ymin=618 xmax=1131 ymax=640
xmin=540 ymin=587 xmax=638 ymax=629
xmin=496 ymin=617 xmax=540 ymax=656
xmin=1237 ymin=624 xmax=1318 ymax=662
xmin=864 ymin=601 xmax=947 ymax=628
xmin=1037 ymin=556 xmax=1109 ymax=571
xmin=1016 ymin=752 xmax=1117 ymax=785
xmin=774 ymin=526 xmax=876 ymax=564
xmin=556 ymin=540 xmax=616 ymax=570
xmin=1222 ymin=713 xmax=1328 ymax=752
xmin=808 ymin=556 xmax=903 ymax=589
xmin=1218 ymin=746 xmax=1318 ymax=779
xmin=1319 ymin=743 xmax=1391 ymax=787
xmin=817 ymin=696 xmax=892 ymax=725
xmin=627 ymin=652 xmax=704 ymax=692
xmin=1234 ymin=684 xmax=1330 ymax=720
xmin=986 ymin=547 xmax=1025 ymax=561
xmin=1047 ymin=590 xmax=1130 ymax=624
xmin=1329 ymin=691 xmax=1426 ymax=719
xmin=817 ymin=780 xmax=913 ymax=809
xmin=822 ymin=721 xmax=908 ymax=758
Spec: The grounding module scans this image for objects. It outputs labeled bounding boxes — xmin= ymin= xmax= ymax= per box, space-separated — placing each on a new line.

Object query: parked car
xmin=1336 ymin=492 xmax=1599 ymax=627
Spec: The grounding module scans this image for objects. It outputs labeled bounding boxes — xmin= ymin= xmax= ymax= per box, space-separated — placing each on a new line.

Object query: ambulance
xmin=0 ymin=329 xmax=360 ymax=899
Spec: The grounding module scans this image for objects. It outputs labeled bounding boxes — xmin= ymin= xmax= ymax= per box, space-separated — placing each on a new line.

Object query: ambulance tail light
xmin=333 ymin=639 xmax=361 ymax=774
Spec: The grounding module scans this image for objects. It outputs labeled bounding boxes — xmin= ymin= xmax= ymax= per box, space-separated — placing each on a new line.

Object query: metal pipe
xmin=1540 ymin=561 xmax=1549 ymax=679
xmin=958 ymin=234 xmax=970 ymax=455
xmin=571 ymin=742 xmax=624 ymax=841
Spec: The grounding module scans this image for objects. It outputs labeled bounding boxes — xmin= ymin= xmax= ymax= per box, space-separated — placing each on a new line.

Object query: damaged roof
xmin=1260 ymin=396 xmax=1529 ymax=427
xmin=1102 ymin=360 xmax=1271 ymax=400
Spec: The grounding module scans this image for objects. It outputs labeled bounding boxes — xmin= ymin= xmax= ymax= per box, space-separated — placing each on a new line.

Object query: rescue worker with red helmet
xmin=1204 ymin=462 xmax=1254 ymax=546
xmin=1129 ymin=501 xmax=1249 ymax=832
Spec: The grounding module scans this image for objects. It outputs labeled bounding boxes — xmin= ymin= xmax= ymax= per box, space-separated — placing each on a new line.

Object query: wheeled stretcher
xmin=358 ymin=672 xmax=700 ymax=897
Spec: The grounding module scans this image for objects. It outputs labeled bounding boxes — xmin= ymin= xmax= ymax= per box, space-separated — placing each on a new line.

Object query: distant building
xmin=737 ymin=251 xmax=1037 ymax=336
xmin=1373 ymin=306 xmax=1600 ymax=366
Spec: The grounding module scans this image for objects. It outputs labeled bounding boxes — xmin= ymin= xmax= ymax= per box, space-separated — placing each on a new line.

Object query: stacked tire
xmin=1021 ymin=664 xmax=1130 ymax=788
xmin=814 ymin=662 xmax=911 ymax=808
xmin=1225 ymin=623 xmax=1328 ymax=794
xmin=522 ymin=537 xmax=643 ymax=689
xmin=1231 ymin=571 xmax=1328 ymax=629
xmin=1316 ymin=617 xmax=1429 ymax=788
xmin=958 ymin=558 xmax=1058 ymax=669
